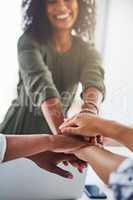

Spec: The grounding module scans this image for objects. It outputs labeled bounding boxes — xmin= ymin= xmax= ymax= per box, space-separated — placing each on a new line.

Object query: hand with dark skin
xmin=41 ymin=98 xmax=87 ymax=172
xmin=29 ymin=151 xmax=87 ymax=179
xmin=4 ymin=134 xmax=88 ymax=162
xmin=41 ymin=87 xmax=103 ymax=169
xmin=1 ymin=133 xmax=88 ymax=178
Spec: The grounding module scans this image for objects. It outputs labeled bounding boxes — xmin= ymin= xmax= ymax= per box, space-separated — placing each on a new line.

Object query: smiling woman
xmin=22 ymin=0 xmax=96 ymax=42
xmin=0 ymin=0 xmax=105 ymax=138
xmin=46 ymin=0 xmax=79 ymax=32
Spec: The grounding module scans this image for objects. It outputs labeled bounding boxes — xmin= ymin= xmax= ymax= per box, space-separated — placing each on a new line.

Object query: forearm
xmin=82 ymin=87 xmax=103 ymax=115
xmin=82 ymin=87 xmax=103 ymax=143
xmin=41 ymin=97 xmax=64 ymax=135
xmin=97 ymin=119 xmax=133 ymax=151
xmin=75 ymin=146 xmax=126 ymax=184
xmin=4 ymin=134 xmax=53 ymax=162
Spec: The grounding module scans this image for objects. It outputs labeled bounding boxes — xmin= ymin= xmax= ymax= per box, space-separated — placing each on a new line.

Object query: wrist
xmin=75 ymin=145 xmax=99 ymax=162
xmin=82 ymin=102 xmax=99 ymax=115
xmin=42 ymin=135 xmax=54 ymax=151
xmin=47 ymin=135 xmax=57 ymax=151
xmin=41 ymin=98 xmax=65 ymax=135
xmin=95 ymin=118 xmax=108 ymax=137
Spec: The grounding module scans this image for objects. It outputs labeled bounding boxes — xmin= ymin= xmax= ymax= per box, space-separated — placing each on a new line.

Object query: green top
xmin=0 ymin=32 xmax=105 ymax=134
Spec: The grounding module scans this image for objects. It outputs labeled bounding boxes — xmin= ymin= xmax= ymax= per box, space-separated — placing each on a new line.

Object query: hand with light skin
xmin=72 ymin=145 xmax=126 ymax=184
xmin=60 ymin=113 xmax=133 ymax=152
xmin=29 ymin=151 xmax=87 ymax=179
xmin=60 ymin=113 xmax=100 ymax=137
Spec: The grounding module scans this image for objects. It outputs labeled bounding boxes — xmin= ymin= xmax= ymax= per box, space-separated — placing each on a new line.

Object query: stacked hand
xmin=49 ymin=134 xmax=88 ymax=172
xmin=60 ymin=113 xmax=101 ymax=137
xmin=49 ymin=134 xmax=88 ymax=153
xmin=59 ymin=113 xmax=104 ymax=162
xmin=29 ymin=113 xmax=104 ymax=178
xmin=29 ymin=151 xmax=87 ymax=179
xmin=29 ymin=134 xmax=88 ymax=177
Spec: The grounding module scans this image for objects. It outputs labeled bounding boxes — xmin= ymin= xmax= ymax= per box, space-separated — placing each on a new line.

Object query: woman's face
xmin=46 ymin=0 xmax=79 ymax=31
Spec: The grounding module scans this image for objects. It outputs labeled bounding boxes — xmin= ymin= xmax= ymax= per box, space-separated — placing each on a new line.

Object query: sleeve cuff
xmin=109 ymin=158 xmax=133 ymax=185
xmin=0 ymin=134 xmax=7 ymax=163
xmin=80 ymin=81 xmax=106 ymax=101
xmin=32 ymin=87 xmax=61 ymax=107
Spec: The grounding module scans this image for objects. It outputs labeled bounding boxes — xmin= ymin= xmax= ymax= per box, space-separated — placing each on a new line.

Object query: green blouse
xmin=0 ymin=32 xmax=105 ymax=134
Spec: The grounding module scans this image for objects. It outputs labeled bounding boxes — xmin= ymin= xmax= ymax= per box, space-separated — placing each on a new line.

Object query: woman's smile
xmin=46 ymin=0 xmax=78 ymax=31
xmin=55 ymin=12 xmax=71 ymax=20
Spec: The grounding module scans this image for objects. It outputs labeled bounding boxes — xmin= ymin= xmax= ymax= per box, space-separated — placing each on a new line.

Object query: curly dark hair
xmin=21 ymin=0 xmax=96 ymax=42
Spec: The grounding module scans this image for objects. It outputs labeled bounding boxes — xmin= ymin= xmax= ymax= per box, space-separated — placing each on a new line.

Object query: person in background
xmin=0 ymin=132 xmax=88 ymax=178
xmin=0 ymin=0 xmax=105 ymax=139
xmin=60 ymin=113 xmax=133 ymax=200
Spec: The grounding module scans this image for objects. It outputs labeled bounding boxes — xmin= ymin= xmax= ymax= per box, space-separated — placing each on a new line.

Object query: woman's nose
xmin=57 ymin=0 xmax=68 ymax=11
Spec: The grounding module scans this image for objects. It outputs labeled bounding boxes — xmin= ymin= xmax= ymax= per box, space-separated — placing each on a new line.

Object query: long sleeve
xmin=0 ymin=134 xmax=7 ymax=163
xmin=109 ymin=158 xmax=133 ymax=200
xmin=80 ymin=43 xmax=105 ymax=100
xmin=17 ymin=33 xmax=60 ymax=107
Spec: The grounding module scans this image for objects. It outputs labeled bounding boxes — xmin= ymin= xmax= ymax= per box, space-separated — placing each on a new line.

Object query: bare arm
xmin=97 ymin=118 xmax=133 ymax=151
xmin=60 ymin=113 xmax=133 ymax=152
xmin=74 ymin=145 xmax=126 ymax=184
xmin=81 ymin=87 xmax=103 ymax=143
xmin=41 ymin=98 xmax=89 ymax=171
xmin=81 ymin=87 xmax=103 ymax=115
xmin=4 ymin=135 xmax=51 ymax=161
xmin=41 ymin=97 xmax=64 ymax=135
xmin=3 ymin=134 xmax=87 ymax=162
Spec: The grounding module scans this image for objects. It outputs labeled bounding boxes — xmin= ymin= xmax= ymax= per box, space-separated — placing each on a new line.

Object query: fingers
xmin=59 ymin=153 xmax=82 ymax=161
xmin=61 ymin=127 xmax=80 ymax=135
xmin=50 ymin=165 xmax=74 ymax=179
xmin=69 ymin=161 xmax=83 ymax=173
xmin=59 ymin=118 xmax=76 ymax=129
xmin=69 ymin=159 xmax=87 ymax=173
xmin=59 ymin=154 xmax=87 ymax=172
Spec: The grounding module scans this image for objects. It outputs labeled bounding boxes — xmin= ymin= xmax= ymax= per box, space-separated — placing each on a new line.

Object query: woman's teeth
xmin=56 ymin=13 xmax=70 ymax=19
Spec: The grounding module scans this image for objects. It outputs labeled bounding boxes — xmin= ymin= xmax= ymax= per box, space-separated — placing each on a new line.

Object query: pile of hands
xmin=30 ymin=113 xmax=103 ymax=179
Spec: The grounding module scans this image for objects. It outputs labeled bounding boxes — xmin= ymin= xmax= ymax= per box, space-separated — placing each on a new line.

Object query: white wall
xmin=102 ymin=0 xmax=133 ymax=125
xmin=0 ymin=1 xmax=21 ymax=122
xmin=95 ymin=0 xmax=109 ymax=54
